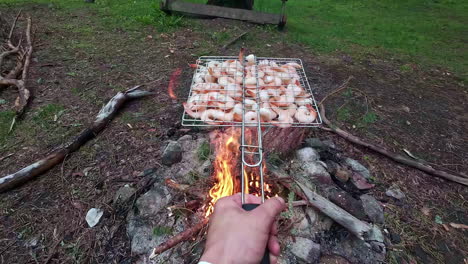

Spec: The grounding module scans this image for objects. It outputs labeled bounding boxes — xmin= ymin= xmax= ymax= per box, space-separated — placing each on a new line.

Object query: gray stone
xmin=293 ymin=207 xmax=320 ymax=238
xmin=305 ymin=138 xmax=337 ymax=150
xmin=114 ymin=185 xmax=136 ymax=202
xmin=345 ymin=158 xmax=371 ymax=179
xmin=360 ymin=194 xmax=384 ymax=224
xmin=323 ymin=233 xmax=385 ymax=264
xmin=350 ymin=172 xmax=375 ymax=190
xmin=177 ymin=134 xmax=193 ymax=142
xmin=303 ymin=162 xmax=333 ymax=185
xmin=334 ymin=167 xmax=351 ymax=182
xmin=296 ymin=147 xmax=320 ymax=162
xmin=290 ymin=237 xmax=321 ymax=263
xmin=136 ymin=186 xmax=172 ymax=217
xmin=161 ymin=141 xmax=182 ymax=166
xmin=385 ymin=186 xmax=405 ymax=201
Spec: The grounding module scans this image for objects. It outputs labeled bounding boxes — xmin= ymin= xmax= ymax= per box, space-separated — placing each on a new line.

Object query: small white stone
xmin=86 ymin=208 xmax=104 ymax=227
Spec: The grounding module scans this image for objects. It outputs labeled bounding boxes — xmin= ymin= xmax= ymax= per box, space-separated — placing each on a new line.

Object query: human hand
xmin=200 ymin=193 xmax=286 ymax=264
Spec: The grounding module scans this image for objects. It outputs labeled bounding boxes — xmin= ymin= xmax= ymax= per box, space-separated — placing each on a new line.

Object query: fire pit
xmin=124 ymin=52 xmax=386 ymax=264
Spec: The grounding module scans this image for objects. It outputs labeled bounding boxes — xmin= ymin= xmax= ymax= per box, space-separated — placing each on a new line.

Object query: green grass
xmin=2 ymin=0 xmax=466 ymax=75
xmin=0 ymin=110 xmax=16 ymax=144
xmin=1 ymin=0 xmax=186 ymax=32
xmin=190 ymin=0 xmax=467 ymax=76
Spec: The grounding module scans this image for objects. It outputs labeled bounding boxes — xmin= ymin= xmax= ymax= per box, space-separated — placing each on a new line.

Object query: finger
xmin=230 ymin=193 xmax=242 ymax=206
xmin=214 ymin=195 xmax=240 ymax=211
xmin=268 ymin=235 xmax=280 ymax=256
xmin=245 ymin=193 xmax=262 ymax=204
xmin=255 ymin=197 xmax=286 ymax=220
xmin=269 ymin=253 xmax=278 ymax=264
xmin=270 ymin=220 xmax=278 ymax=236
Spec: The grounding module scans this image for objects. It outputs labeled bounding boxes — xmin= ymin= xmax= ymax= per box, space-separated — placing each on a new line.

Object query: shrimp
xmin=270 ymin=90 xmax=295 ymax=107
xmin=244 ymin=99 xmax=258 ymax=111
xmin=184 ymin=94 xmax=208 ymax=118
xmin=287 ymin=83 xmax=303 ymax=96
xmin=246 ymin=54 xmax=255 ymax=65
xmin=233 ymin=103 xmax=243 ymax=121
xmin=192 ymin=83 xmax=220 ymax=92
xmin=201 ymin=109 xmax=233 ymax=124
xmin=207 ymin=61 xmax=220 ymax=68
xmin=208 ymin=67 xmax=223 ymax=78
xmin=259 ymin=102 xmax=277 ymax=122
xmin=223 ymin=83 xmax=242 ymax=98
xmin=270 ymin=105 xmax=293 ymax=128
xmin=259 ymin=90 xmax=270 ymax=102
xmin=218 ymin=76 xmax=235 ymax=86
xmin=183 ymin=102 xmax=205 ymax=118
xmin=285 ymin=62 xmax=302 ymax=69
xmin=294 ymin=105 xmax=317 ymax=123
xmin=244 ymin=111 xmax=258 ymax=125
xmin=204 ymin=74 xmax=217 ymax=83
xmin=264 ymin=76 xmax=282 ymax=87
xmin=295 ymin=96 xmax=313 ymax=106
xmin=245 ymin=77 xmax=257 ymax=85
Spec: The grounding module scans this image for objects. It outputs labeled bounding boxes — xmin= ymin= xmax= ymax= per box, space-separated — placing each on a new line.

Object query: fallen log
xmin=319 ymin=103 xmax=468 ymax=186
xmin=0 ymin=85 xmax=153 ymax=193
xmin=149 ymin=217 xmax=209 ymax=259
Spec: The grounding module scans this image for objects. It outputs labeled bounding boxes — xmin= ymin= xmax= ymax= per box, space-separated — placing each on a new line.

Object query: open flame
xmin=205 ymin=128 xmax=274 ymax=217
xmin=167 ymin=68 xmax=182 ymax=99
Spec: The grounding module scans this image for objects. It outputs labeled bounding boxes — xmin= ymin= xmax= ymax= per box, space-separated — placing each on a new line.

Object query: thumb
xmin=255 ymin=197 xmax=286 ymax=221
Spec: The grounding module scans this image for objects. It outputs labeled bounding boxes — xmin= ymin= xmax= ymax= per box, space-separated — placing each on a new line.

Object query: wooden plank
xmin=161 ymin=0 xmax=282 ymax=25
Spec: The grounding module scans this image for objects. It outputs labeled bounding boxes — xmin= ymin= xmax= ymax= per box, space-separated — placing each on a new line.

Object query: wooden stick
xmin=319 ymin=104 xmax=468 ymax=186
xmin=222 ymin=31 xmax=248 ymax=50
xmin=149 ymin=217 xmax=209 ymax=259
xmin=319 ymin=76 xmax=353 ymax=105
xmin=0 ymin=86 xmax=153 ymax=193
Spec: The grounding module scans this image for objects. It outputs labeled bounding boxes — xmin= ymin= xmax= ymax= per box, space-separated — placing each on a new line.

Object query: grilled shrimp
xmin=294 ymin=105 xmax=317 ymax=123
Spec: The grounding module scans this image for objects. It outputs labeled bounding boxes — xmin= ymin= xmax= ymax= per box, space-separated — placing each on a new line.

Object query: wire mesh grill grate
xmin=181 ymin=56 xmax=322 ymax=127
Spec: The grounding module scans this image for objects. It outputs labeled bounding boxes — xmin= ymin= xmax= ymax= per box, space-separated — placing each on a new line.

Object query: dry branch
xmin=0 ymin=13 xmax=33 ymax=116
xmin=319 ymin=104 xmax=468 ymax=186
xmin=149 ymin=217 xmax=209 ymax=259
xmin=0 ymin=86 xmax=153 ymax=193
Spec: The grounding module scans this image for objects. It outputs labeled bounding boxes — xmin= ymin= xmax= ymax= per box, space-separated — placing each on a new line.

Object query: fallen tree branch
xmin=149 ymin=217 xmax=209 ymax=259
xmin=165 ymin=178 xmax=206 ymax=199
xmin=319 ymin=76 xmax=353 ymax=105
xmin=222 ymin=31 xmax=248 ymax=50
xmin=0 ymin=13 xmax=33 ymax=116
xmin=319 ymin=103 xmax=468 ymax=186
xmin=0 ymin=85 xmax=153 ymax=193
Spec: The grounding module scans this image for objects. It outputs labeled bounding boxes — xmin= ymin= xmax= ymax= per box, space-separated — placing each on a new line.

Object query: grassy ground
xmin=189 ymin=0 xmax=467 ymax=78
xmin=3 ymin=0 xmax=466 ymax=77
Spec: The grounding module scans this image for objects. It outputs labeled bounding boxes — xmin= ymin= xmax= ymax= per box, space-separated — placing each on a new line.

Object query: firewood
xmin=272 ymin=169 xmax=384 ymax=247
xmin=149 ymin=217 xmax=209 ymax=259
xmin=0 ymin=86 xmax=153 ymax=193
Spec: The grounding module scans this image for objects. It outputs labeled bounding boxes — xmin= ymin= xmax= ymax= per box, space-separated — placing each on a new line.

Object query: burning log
xmin=0 ymin=12 xmax=33 ymax=117
xmin=149 ymin=217 xmax=209 ymax=259
xmin=0 ymin=86 xmax=153 ymax=193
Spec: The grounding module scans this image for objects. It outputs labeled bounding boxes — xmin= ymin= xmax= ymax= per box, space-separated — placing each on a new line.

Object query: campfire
xmin=205 ymin=127 xmax=275 ymax=217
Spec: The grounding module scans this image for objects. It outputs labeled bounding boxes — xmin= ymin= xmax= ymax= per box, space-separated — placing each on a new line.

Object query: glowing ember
xmin=167 ymin=68 xmax=182 ymax=99
xmin=205 ymin=128 xmax=275 ymax=217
